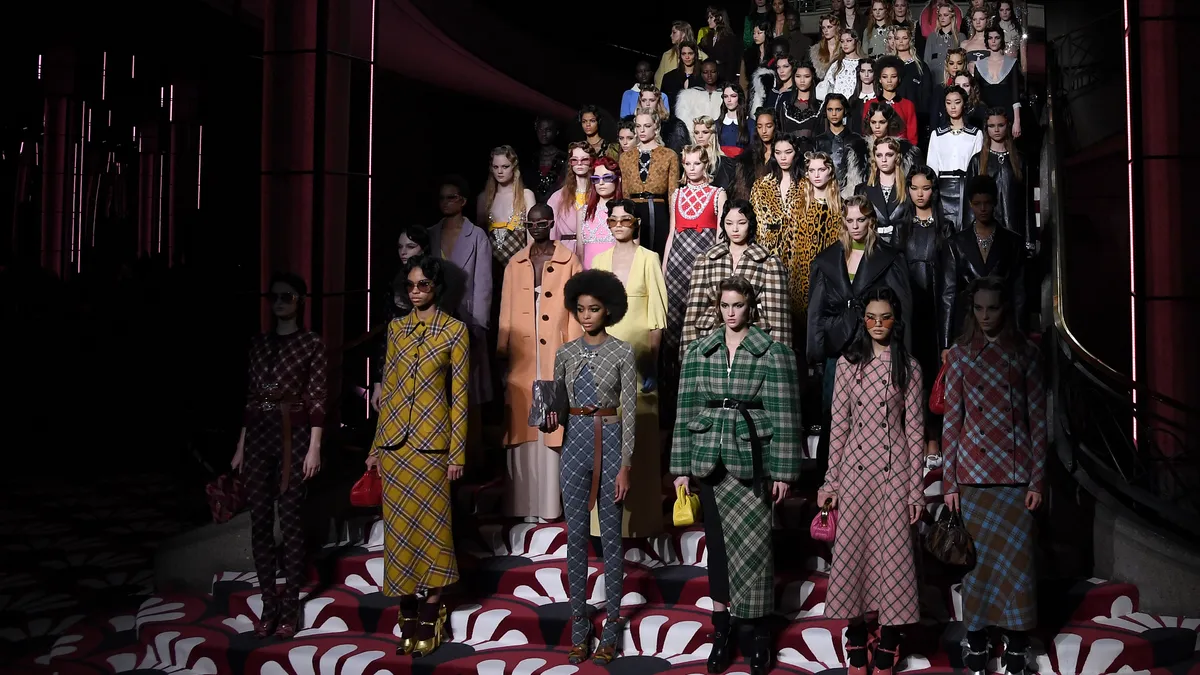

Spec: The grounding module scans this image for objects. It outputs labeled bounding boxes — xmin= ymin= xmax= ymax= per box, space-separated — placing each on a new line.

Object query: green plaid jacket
xmin=670 ymin=325 xmax=802 ymax=482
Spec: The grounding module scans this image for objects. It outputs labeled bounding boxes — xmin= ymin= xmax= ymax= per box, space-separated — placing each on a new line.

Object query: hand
xmin=302 ymin=447 xmax=321 ymax=480
xmin=816 ymin=490 xmax=837 ymax=509
xmin=673 ymin=475 xmax=691 ymax=494
xmin=772 ymin=481 xmax=789 ymax=505
xmin=448 ymin=464 xmax=464 ymax=481
xmin=231 ymin=446 xmax=244 ymax=472
xmin=642 ymin=375 xmax=658 ymax=393
xmin=365 ymin=453 xmax=380 ymax=472
xmin=1025 ymin=490 xmax=1042 ymax=511
xmin=370 ymin=384 xmax=382 ymax=413
xmin=540 ymin=412 xmax=559 ymax=433
xmin=614 ymin=466 xmax=631 ymax=502
xmin=1013 ymin=119 xmax=1023 ymax=139
xmin=941 ymin=349 xmax=950 ymax=365
xmin=909 ymin=504 xmax=923 ymax=525
xmin=944 ymin=492 xmax=960 ymax=512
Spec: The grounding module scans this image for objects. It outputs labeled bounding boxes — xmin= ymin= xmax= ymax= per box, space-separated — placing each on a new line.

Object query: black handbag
xmin=925 ymin=507 xmax=976 ymax=567
xmin=527 ymin=380 xmax=558 ymax=428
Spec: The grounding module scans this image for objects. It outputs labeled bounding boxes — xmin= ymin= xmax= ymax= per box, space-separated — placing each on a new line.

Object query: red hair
xmin=584 ymin=157 xmax=623 ymax=221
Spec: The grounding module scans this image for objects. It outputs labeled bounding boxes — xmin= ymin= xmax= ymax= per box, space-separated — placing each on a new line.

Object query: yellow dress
xmin=590 ymin=246 xmax=667 ymax=537
xmin=372 ymin=310 xmax=469 ymax=596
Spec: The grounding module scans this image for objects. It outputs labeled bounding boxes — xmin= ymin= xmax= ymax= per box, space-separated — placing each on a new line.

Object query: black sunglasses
xmin=405 ymin=279 xmax=435 ymax=292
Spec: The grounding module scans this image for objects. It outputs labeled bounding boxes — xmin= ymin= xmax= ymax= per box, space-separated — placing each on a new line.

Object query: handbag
xmin=924 ymin=507 xmax=976 ymax=567
xmin=929 ymin=361 xmax=949 ymax=415
xmin=205 ymin=473 xmax=245 ymax=524
xmin=672 ymin=484 xmax=701 ymax=526
xmin=528 ymin=380 xmax=558 ymax=428
xmin=349 ymin=467 xmax=383 ymax=507
xmin=809 ymin=497 xmax=837 ymax=542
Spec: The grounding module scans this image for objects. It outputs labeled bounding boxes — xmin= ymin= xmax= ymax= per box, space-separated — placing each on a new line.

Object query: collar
xmin=698 ymin=325 xmax=773 ymax=357
xmin=874 ymin=344 xmax=894 ymax=362
xmin=511 ymin=241 xmax=574 ymax=265
xmin=705 ymin=242 xmax=770 ymax=262
xmin=399 ymin=308 xmax=449 ymax=336
xmin=967 ymin=332 xmax=1000 ymax=360
xmin=722 ymin=112 xmax=739 ymax=124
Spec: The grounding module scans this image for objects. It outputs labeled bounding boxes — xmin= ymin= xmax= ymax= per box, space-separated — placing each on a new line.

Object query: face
xmin=635 ymin=61 xmax=653 ymax=84
xmin=638 ymin=91 xmax=658 ymax=113
xmin=708 ymin=11 xmax=717 ymax=29
xmin=795 ymin=67 xmax=814 ymax=91
xmin=693 ymin=123 xmax=714 ymax=145
xmin=909 ymin=173 xmax=933 ymax=208
xmin=525 ymin=208 xmax=554 ymax=242
xmin=569 ymin=148 xmax=592 ymax=177
xmin=581 ymin=112 xmax=599 ymax=136
xmin=946 ymin=52 xmax=966 ymax=77
xmin=683 ymin=151 xmax=707 ymax=183
xmin=786 ymin=12 xmax=798 ymax=30
xmin=574 ymin=294 xmax=608 ymax=333
xmin=720 ymin=290 xmax=751 ymax=331
xmin=874 ymin=143 xmax=898 ymax=173
xmin=438 ymin=183 xmax=465 ymax=216
xmin=859 ymin=62 xmax=875 ymax=84
xmin=773 ymin=0 xmax=785 ymax=13
xmin=986 ymin=114 xmax=1009 ymax=143
xmin=821 ymin=19 xmax=837 ymax=40
xmin=894 ymin=30 xmax=912 ymax=53
xmin=618 ymin=128 xmax=637 ymax=152
xmin=972 ymin=11 xmax=987 ymax=33
xmin=999 ymin=2 xmax=1012 ymax=20
xmin=491 ymin=155 xmax=515 ymax=184
xmin=756 ymin=113 xmax=776 ymax=142
xmin=771 ymin=41 xmax=789 ymax=61
xmin=753 ymin=26 xmax=767 ymax=44
xmin=270 ymin=282 xmax=300 ymax=320
xmin=970 ymin=191 xmax=996 ymax=222
xmin=893 ymin=0 xmax=908 ymax=18
xmin=680 ymin=46 xmax=697 ymax=67
xmin=702 ymin=62 xmax=719 ymax=86
xmin=774 ymin=140 xmax=796 ymax=170
xmin=987 ymin=30 xmax=1004 ymax=52
xmin=844 ymin=205 xmax=872 ymax=241
xmin=872 ymin=2 xmax=887 ymax=21
xmin=938 ymin=6 xmax=954 ymax=27
xmin=879 ymin=66 xmax=899 ymax=93
xmin=635 ymin=114 xmax=657 ymax=143
xmin=535 ymin=120 xmax=558 ymax=145
xmin=945 ymin=92 xmax=964 ymax=120
xmin=724 ymin=207 xmax=751 ymax=245
xmin=886 ymin=31 xmax=896 ymax=52
xmin=775 ymin=58 xmax=794 ymax=82
xmin=722 ymin=87 xmax=740 ymax=111
xmin=864 ymin=299 xmax=895 ymax=342
xmin=840 ymin=32 xmax=858 ymax=54
xmin=406 ymin=267 xmax=435 ymax=310
xmin=954 ymin=73 xmax=973 ymax=94
xmin=670 ymin=26 xmax=684 ymax=44
xmin=807 ymin=158 xmax=833 ymax=189
xmin=591 ymin=165 xmax=618 ymax=197
xmin=826 ymin=98 xmax=846 ymax=125
xmin=868 ymin=111 xmax=889 ymax=138
xmin=972 ymin=289 xmax=1004 ymax=335
xmin=397 ymin=233 xmax=424 ymax=263
xmin=607 ymin=206 xmax=637 ymax=242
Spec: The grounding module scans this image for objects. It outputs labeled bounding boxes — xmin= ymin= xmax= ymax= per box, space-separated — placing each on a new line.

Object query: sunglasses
xmin=589 ymin=174 xmax=618 ymax=184
xmin=865 ymin=316 xmax=895 ymax=329
xmin=606 ymin=216 xmax=636 ymax=226
xmin=405 ymin=279 xmax=435 ymax=292
xmin=524 ymin=219 xmax=554 ymax=229
xmin=439 ymin=194 xmax=463 ymax=202
xmin=269 ymin=292 xmax=299 ymax=303
xmin=569 ymin=158 xmax=592 ymax=165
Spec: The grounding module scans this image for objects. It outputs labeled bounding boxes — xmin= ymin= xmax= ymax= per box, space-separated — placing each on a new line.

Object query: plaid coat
xmin=678 ymin=242 xmax=792 ymax=358
xmin=670 ymin=326 xmax=802 ymax=482
xmin=942 ymin=335 xmax=1048 ymax=493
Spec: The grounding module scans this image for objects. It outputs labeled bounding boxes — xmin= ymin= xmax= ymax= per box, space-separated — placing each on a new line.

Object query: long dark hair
xmin=906 ymin=164 xmax=946 ymax=242
xmin=844 ymin=286 xmax=914 ymax=394
xmin=767 ymin=132 xmax=804 ymax=184
xmin=720 ymin=198 xmax=758 ymax=245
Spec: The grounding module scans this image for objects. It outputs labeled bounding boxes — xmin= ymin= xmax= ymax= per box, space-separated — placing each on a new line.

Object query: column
xmin=168 ymin=83 xmax=201 ymax=265
xmin=40 ymin=48 xmax=74 ymax=276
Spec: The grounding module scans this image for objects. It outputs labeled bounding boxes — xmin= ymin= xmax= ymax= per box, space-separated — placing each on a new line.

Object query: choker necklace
xmin=851 ymin=240 xmax=867 ymax=251
xmin=977 ymin=229 xmax=995 ymax=252
xmin=916 ymin=215 xmax=934 ymax=228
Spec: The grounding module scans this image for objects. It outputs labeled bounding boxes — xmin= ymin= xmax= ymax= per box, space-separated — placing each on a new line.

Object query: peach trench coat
xmin=497 ymin=242 xmax=584 ymax=447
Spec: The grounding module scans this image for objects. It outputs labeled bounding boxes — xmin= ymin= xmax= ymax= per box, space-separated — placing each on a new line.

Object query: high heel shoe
xmin=749 ymin=627 xmax=773 ymax=675
xmin=395 ymin=603 xmax=419 ymax=656
xmin=567 ymin=615 xmax=593 ymax=665
xmin=411 ymin=604 xmax=449 ymax=658
xmin=592 ymin=618 xmax=623 ymax=666
xmin=706 ymin=612 xmax=733 ymax=674
xmin=1002 ymin=646 xmax=1030 ymax=675
xmin=872 ymin=645 xmax=900 ymax=675
xmin=844 ymin=643 xmax=869 ymax=675
xmin=254 ymin=595 xmax=279 ymax=639
xmin=964 ymin=642 xmax=990 ymax=675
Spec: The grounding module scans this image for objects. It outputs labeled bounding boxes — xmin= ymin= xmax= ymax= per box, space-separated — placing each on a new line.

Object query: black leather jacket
xmin=895 ymin=208 xmax=950 ymax=296
xmin=807 ymin=240 xmax=913 ymax=364
xmin=855 ymin=182 xmax=909 ymax=245
xmin=938 ymin=224 xmax=1027 ymax=348
xmin=967 ymin=149 xmax=1033 ymax=249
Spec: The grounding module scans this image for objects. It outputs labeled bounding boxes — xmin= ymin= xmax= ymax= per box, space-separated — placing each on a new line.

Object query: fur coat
xmin=675 ymin=88 xmax=723 ymax=142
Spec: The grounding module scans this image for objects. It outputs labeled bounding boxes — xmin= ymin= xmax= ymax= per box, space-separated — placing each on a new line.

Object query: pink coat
xmin=548 ymin=186 xmax=585 ymax=255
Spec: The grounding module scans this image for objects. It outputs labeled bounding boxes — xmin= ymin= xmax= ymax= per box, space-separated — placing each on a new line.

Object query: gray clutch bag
xmin=528 ymin=380 xmax=559 ymax=428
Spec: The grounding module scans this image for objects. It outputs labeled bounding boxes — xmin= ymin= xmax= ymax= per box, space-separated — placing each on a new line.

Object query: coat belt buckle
xmin=721 ymin=398 xmax=738 ymax=409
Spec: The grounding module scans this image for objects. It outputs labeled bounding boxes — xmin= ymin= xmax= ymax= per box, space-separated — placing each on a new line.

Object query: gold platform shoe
xmin=411 ymin=604 xmax=449 ymax=658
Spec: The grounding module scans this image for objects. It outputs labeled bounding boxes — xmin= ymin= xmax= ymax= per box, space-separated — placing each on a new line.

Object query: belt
xmin=629 ymin=192 xmax=667 ymax=200
xmin=559 ymin=234 xmax=577 ymax=241
xmin=676 ymin=222 xmax=719 ymax=232
xmin=569 ymin=406 xmax=618 ymax=510
xmin=937 ymin=170 xmax=967 ymax=178
xmin=705 ymin=399 xmax=769 ymax=500
xmin=255 ymin=392 xmax=310 ymax=494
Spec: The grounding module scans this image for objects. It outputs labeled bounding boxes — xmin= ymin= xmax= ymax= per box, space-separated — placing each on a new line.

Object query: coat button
xmin=540 ymin=338 xmax=547 ymax=345
xmin=857 ymin=400 xmax=862 ymax=406
xmin=544 ymin=291 xmax=553 ymax=298
xmin=882 ymin=422 xmax=887 ymax=428
xmin=884 ymin=464 xmax=891 ymax=471
xmin=857 ymin=464 xmax=864 ymax=470
xmin=542 ymin=315 xmax=550 ymax=321
xmin=546 ymin=266 xmax=554 ymax=273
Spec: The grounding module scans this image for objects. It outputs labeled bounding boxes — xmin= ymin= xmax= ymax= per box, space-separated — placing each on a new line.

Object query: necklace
xmin=916 ymin=215 xmax=934 ymax=228
xmin=976 ymin=228 xmax=995 ymax=252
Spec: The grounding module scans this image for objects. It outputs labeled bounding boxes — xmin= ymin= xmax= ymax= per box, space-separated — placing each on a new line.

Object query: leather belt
xmin=256 ymin=392 xmax=309 ymax=494
xmin=559 ymin=234 xmax=577 ymax=241
xmin=629 ymin=192 xmax=667 ymax=200
xmin=705 ymin=398 xmax=769 ymax=500
xmin=569 ymin=406 xmax=618 ymax=510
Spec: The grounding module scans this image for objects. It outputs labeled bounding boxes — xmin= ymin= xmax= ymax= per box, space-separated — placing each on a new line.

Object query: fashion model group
xmin=233 ymin=2 xmax=1046 ymax=674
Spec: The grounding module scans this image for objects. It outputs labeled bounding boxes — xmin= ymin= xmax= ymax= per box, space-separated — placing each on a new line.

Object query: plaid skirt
xmin=959 ymin=485 xmax=1037 ymax=631
xmin=380 ymin=449 xmax=458 ymax=596
xmin=707 ymin=469 xmax=774 ymax=619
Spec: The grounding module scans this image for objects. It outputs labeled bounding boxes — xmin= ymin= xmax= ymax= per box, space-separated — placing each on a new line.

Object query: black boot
xmin=707 ymin=611 xmax=733 ymax=674
xmin=964 ymin=629 xmax=990 ymax=675
xmin=749 ymin=620 xmax=773 ymax=675
xmin=1002 ymin=630 xmax=1030 ymax=675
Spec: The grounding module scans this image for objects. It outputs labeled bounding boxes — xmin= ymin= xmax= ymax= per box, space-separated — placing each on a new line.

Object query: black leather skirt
xmin=938 ymin=171 xmax=968 ymax=234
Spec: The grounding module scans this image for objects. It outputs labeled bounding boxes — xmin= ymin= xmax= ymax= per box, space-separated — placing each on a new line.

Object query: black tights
xmin=846 ymin=622 xmax=901 ymax=669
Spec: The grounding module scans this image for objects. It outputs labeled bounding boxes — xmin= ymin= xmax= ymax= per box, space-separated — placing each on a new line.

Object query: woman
xmin=967 ymin=108 xmax=1030 ymax=245
xmin=819 ymin=287 xmax=924 ymax=675
xmin=807 ymin=195 xmax=912 ymax=407
xmin=619 ymin=112 xmax=681 ymax=256
xmin=860 ymin=56 xmax=919 ymax=144
xmin=591 ymin=199 xmax=667 ymax=538
xmin=863 ymin=104 xmax=920 ymax=178
xmin=497 ymin=206 xmax=584 ymax=522
xmin=743 ymin=0 xmax=770 ymax=49
xmin=580 ymin=157 xmax=622 ymax=269
xmin=671 ymin=276 xmax=800 ymax=675
xmin=863 ymin=0 xmax=893 ymax=58
xmin=549 ymin=142 xmax=596 ymax=256
xmin=767 ymin=0 xmax=788 ymax=39
xmin=662 ymin=41 xmax=702 ymax=106
xmin=931 ymin=47 xmax=968 ymax=126
xmin=927 ymin=85 xmax=984 ymax=232
xmin=663 ymin=145 xmax=727 ymax=374
xmin=810 ymin=13 xmax=843 ymax=80
xmin=758 ymin=54 xmax=797 ymax=124
xmin=681 ymin=199 xmax=791 ymax=353
xmin=795 ymin=152 xmax=845 ymax=316
xmin=856 ymin=135 xmax=910 ymax=244
xmin=838 ymin=0 xmax=870 ymax=36
xmin=997 ymin=0 xmax=1027 ymax=73
xmin=478 ymin=145 xmax=536 ymax=266
xmin=689 ymin=115 xmax=737 ymax=191
xmin=232 ymin=273 xmax=326 ymax=640
xmin=847 ymin=58 xmax=877 ymax=135
xmin=735 ymin=108 xmax=779 ymax=200
xmin=749 ymin=133 xmax=805 ymax=299
xmin=741 ymin=20 xmax=771 ymax=89
xmin=617 ymin=116 xmax=638 ymax=156
xmin=943 ymin=275 xmax=1046 ymax=675
xmin=960 ymin=8 xmax=990 ymax=65
xmin=368 ymin=257 xmax=468 ymax=657
xmin=579 ymin=104 xmax=617 ymax=160
xmin=954 ymin=71 xmax=990 ymax=131
xmin=701 ymin=7 xmax=741 ymax=84
xmin=542 ymin=269 xmax=637 ymax=666
xmin=969 ymin=26 xmax=1023 ymax=138
xmin=370 ymin=224 xmax=430 ymax=412
xmin=779 ymin=64 xmax=822 ymax=139
xmin=656 ymin=21 xmax=708 ymax=88
xmin=814 ymin=94 xmax=870 ymax=199
xmin=716 ymin=82 xmax=749 ymax=157
xmin=816 ymin=29 xmax=865 ymax=101
xmin=530 ymin=117 xmax=568 ymax=203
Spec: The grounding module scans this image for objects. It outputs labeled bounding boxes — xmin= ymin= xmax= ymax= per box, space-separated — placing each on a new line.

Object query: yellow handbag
xmin=672 ymin=484 xmax=702 ymax=526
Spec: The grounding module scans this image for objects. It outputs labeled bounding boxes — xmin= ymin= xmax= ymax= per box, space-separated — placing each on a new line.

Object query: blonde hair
xmin=828 ymin=28 xmax=859 ymax=82
xmin=635 ymin=110 xmax=665 ymax=146
xmin=818 ymin=13 xmax=843 ymax=67
xmin=867 ymin=137 xmax=908 ymax=204
xmin=680 ymin=144 xmax=715 ymax=185
xmin=691 ymin=115 xmax=727 ymax=176
xmin=672 ymin=21 xmax=699 ymax=61
xmin=803 ymin=151 xmax=844 ymax=215
xmin=936 ymin=1 xmax=963 ymax=48
xmin=638 ymin=83 xmax=671 ymax=120
xmin=840 ymin=194 xmax=880 ymax=259
xmin=483 ymin=145 xmax=528 ymax=221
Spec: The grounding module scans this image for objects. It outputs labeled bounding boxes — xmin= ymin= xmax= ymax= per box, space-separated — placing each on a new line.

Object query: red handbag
xmin=350 ymin=467 xmax=383 ymax=507
xmin=809 ymin=498 xmax=837 ymax=542
xmin=929 ymin=361 xmax=949 ymax=415
xmin=205 ymin=473 xmax=245 ymax=524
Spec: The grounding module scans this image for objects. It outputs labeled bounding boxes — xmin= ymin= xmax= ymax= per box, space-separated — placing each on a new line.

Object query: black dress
xmin=975 ymin=56 xmax=1022 ymax=119
xmin=938 ymin=225 xmax=1027 ymax=348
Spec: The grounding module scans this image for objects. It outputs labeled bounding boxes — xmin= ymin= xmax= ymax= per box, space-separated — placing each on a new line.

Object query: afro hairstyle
xmin=563 ymin=269 xmax=629 ymax=327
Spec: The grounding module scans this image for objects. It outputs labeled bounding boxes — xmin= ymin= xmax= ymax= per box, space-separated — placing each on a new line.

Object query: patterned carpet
xmin=5 ymin=475 xmax=1200 ymax=675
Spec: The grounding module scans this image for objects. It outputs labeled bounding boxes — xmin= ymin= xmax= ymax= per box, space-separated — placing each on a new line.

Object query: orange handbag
xmin=350 ymin=467 xmax=382 ymax=507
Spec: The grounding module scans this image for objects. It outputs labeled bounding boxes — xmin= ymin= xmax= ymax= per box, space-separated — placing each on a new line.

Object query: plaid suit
xmin=678 ymin=243 xmax=793 ymax=358
xmin=670 ymin=326 xmax=802 ymax=619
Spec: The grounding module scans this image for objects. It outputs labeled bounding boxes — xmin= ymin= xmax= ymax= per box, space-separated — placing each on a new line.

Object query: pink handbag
xmin=809 ymin=498 xmax=837 ymax=542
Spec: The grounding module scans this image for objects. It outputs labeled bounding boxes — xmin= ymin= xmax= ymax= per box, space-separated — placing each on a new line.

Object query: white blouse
xmin=927 ymin=126 xmax=984 ymax=174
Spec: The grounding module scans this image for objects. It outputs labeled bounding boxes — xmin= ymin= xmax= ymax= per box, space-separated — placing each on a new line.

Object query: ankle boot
xmin=964 ymin=630 xmax=990 ymax=675
xmin=706 ymin=611 xmax=733 ymax=674
xmin=873 ymin=625 xmax=901 ymax=675
xmin=1003 ymin=631 xmax=1030 ymax=675
xmin=845 ymin=622 xmax=869 ymax=675
xmin=749 ymin=621 xmax=773 ymax=675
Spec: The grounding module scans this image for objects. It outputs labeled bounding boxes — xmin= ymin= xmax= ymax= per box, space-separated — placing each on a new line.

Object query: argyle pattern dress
xmin=372 ymin=310 xmax=469 ymax=597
